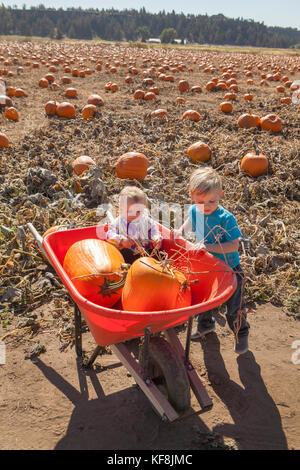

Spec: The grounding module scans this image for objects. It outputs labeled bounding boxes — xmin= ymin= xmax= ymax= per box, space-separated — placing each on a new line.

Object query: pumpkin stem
xmin=252 ymin=139 xmax=259 ymax=155
xmin=98 ymin=271 xmax=128 ymax=297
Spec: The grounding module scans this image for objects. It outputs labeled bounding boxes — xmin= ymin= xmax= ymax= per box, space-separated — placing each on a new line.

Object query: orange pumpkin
xmin=191 ymin=85 xmax=202 ymax=93
xmin=229 ymin=84 xmax=239 ymax=92
xmin=82 ymin=104 xmax=97 ymax=120
xmin=45 ymin=73 xmax=55 ymax=83
xmin=237 ymin=113 xmax=261 ymax=129
xmin=133 ymin=89 xmax=145 ymax=100
xmin=4 ymin=106 xmax=19 ymax=121
xmin=186 ymin=141 xmax=211 ymax=162
xmin=182 ymin=109 xmax=202 ymax=122
xmin=240 ymin=149 xmax=269 ymax=177
xmin=63 ymin=239 xmax=125 ymax=307
xmin=110 ymin=82 xmax=119 ymax=92
xmin=51 ymin=82 xmax=60 ymax=90
xmin=122 ymin=257 xmax=191 ymax=312
xmin=143 ymin=77 xmax=154 ymax=87
xmin=205 ymin=81 xmax=215 ymax=91
xmin=0 ymin=132 xmax=9 ymax=148
xmin=178 ymin=80 xmax=190 ymax=92
xmin=143 ymin=91 xmax=156 ymax=100
xmin=219 ymin=101 xmax=233 ymax=113
xmin=116 ymin=152 xmax=149 ymax=181
xmin=14 ymin=88 xmax=27 ymax=97
xmin=216 ymin=81 xmax=227 ymax=90
xmin=243 ymin=93 xmax=254 ymax=101
xmin=61 ymin=76 xmax=72 ymax=84
xmin=280 ymin=96 xmax=292 ymax=104
xmin=87 ymin=94 xmax=104 ymax=106
xmin=72 ymin=155 xmax=96 ymax=175
xmin=223 ymin=92 xmax=237 ymax=101
xmin=6 ymin=86 xmax=16 ymax=96
xmin=56 ymin=102 xmax=76 ymax=118
xmin=43 ymin=225 xmax=67 ymax=238
xmin=150 ymin=108 xmax=168 ymax=119
xmin=260 ymin=113 xmax=282 ymax=133
xmin=45 ymin=100 xmax=58 ymax=116
xmin=65 ymin=87 xmax=77 ymax=98
xmin=38 ymin=78 xmax=49 ymax=88
xmin=148 ymin=86 xmax=159 ymax=95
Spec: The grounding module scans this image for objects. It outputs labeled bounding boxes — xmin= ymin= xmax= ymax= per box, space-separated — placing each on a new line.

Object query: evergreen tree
xmin=136 ymin=25 xmax=150 ymax=42
xmin=0 ymin=6 xmax=299 ymax=48
xmin=68 ymin=24 xmax=76 ymax=39
xmin=160 ymin=27 xmax=177 ymax=44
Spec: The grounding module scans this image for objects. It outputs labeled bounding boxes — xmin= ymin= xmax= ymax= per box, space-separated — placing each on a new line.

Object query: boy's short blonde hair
xmin=189 ymin=167 xmax=222 ymax=194
xmin=119 ymin=186 xmax=148 ymax=206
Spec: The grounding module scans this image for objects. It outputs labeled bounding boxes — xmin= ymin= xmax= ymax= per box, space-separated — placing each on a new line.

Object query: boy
xmin=173 ymin=167 xmax=249 ymax=355
xmin=106 ymin=186 xmax=162 ymax=264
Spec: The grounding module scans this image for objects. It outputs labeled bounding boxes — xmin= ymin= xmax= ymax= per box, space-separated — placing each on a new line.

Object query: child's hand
xmin=120 ymin=239 xmax=132 ymax=249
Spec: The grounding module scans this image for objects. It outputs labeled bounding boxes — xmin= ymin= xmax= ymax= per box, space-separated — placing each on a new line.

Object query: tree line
xmin=0 ymin=5 xmax=300 ymax=49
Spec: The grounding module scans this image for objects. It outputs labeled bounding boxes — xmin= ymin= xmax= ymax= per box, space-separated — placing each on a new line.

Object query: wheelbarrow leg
xmin=74 ymin=303 xmax=83 ymax=358
xmin=184 ymin=316 xmax=193 ymax=365
xmin=141 ymin=326 xmax=151 ymax=380
xmin=85 ymin=345 xmax=103 ymax=368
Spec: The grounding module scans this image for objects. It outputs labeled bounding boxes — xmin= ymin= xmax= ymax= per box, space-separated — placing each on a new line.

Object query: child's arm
xmin=147 ymin=217 xmax=163 ymax=248
xmin=106 ymin=218 xmax=131 ymax=248
xmin=198 ymin=238 xmax=239 ymax=254
xmin=172 ymin=218 xmax=193 ymax=238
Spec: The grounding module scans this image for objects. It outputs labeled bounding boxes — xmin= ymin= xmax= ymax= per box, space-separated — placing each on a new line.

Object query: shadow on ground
xmin=31 ymin=332 xmax=288 ymax=450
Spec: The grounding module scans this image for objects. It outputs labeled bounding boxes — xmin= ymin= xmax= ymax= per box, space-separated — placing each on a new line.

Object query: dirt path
xmin=1 ymin=302 xmax=299 ymax=450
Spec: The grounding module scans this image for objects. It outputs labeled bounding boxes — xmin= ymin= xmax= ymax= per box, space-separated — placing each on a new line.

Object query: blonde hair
xmin=189 ymin=167 xmax=222 ymax=194
xmin=119 ymin=186 xmax=148 ymax=206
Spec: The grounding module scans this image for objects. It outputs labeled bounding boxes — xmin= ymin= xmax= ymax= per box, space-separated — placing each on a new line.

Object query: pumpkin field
xmin=0 ymin=39 xmax=300 ymax=450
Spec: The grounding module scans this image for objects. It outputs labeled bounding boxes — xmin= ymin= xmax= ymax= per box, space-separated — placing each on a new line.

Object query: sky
xmin=2 ymin=0 xmax=300 ymax=30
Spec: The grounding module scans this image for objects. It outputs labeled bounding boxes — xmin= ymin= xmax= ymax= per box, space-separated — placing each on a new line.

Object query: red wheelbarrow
xmin=28 ymin=222 xmax=237 ymax=422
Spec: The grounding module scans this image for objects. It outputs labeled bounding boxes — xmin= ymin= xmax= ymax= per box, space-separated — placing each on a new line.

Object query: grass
xmin=0 ymin=34 xmax=299 ymax=56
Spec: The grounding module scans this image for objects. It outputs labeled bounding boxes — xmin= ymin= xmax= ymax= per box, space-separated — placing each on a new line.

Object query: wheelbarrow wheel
xmin=139 ymin=336 xmax=191 ymax=412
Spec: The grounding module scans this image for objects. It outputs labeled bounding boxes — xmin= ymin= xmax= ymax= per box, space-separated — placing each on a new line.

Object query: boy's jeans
xmin=196 ymin=264 xmax=249 ymax=337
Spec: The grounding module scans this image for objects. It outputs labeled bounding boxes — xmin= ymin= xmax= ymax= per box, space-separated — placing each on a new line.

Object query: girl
xmin=106 ymin=186 xmax=162 ymax=264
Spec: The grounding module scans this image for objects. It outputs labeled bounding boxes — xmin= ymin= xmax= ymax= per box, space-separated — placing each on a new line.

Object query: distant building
xmin=174 ymin=38 xmax=187 ymax=44
xmin=147 ymin=38 xmax=161 ymax=44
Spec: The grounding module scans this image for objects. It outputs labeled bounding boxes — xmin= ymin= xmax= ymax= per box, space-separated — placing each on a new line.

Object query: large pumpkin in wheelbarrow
xmin=63 ymin=239 xmax=125 ymax=307
xmin=122 ymin=256 xmax=192 ymax=311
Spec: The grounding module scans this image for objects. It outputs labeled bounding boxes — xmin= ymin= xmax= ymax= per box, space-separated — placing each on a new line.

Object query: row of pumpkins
xmin=0 ymin=133 xmax=269 ymax=179
xmin=0 ymin=93 xmax=285 ymax=128
xmin=71 ymin=140 xmax=269 ymax=179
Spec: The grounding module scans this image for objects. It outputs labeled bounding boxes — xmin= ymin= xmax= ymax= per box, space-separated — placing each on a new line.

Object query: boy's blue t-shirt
xmin=188 ymin=204 xmax=242 ymax=268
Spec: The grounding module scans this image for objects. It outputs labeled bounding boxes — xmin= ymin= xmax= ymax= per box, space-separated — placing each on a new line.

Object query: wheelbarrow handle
xmin=27 ymin=223 xmax=51 ymax=264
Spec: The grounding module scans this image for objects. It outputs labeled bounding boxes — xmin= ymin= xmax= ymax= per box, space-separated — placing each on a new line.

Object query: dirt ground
xmin=0 ymin=40 xmax=299 ymax=451
xmin=1 ymin=301 xmax=299 ymax=450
